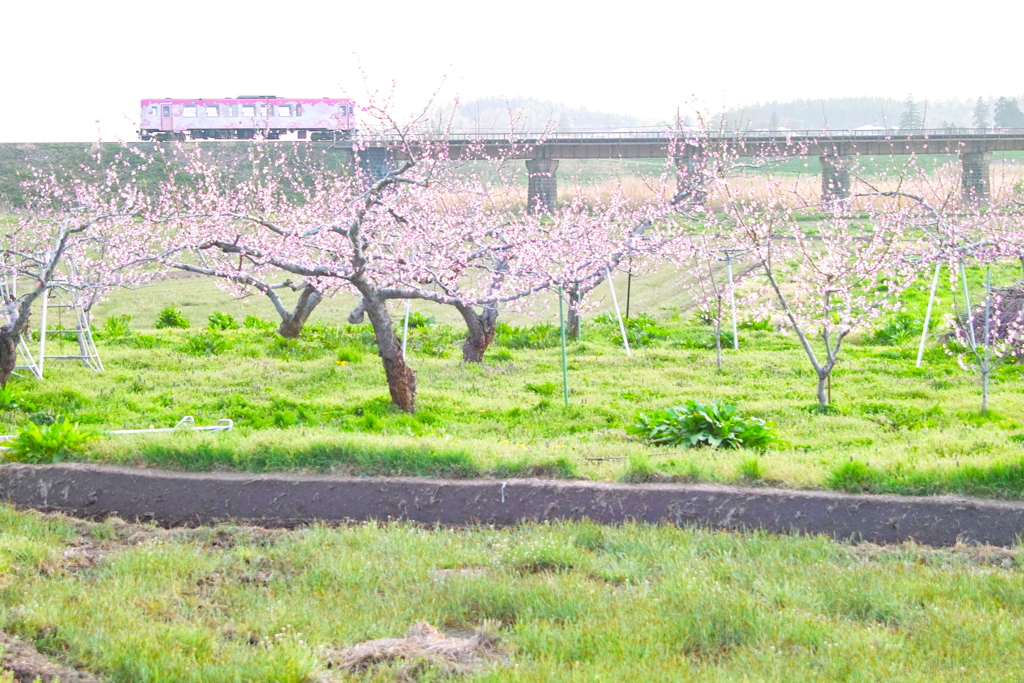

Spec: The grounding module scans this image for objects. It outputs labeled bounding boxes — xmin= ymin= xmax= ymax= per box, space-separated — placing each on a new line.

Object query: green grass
xmin=2 ymin=504 xmax=1024 ymax=681
xmin=1 ymin=266 xmax=1024 ymax=498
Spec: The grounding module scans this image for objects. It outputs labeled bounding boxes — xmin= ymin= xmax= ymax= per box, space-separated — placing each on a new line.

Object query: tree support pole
xmin=558 ymin=286 xmax=569 ymax=408
xmin=916 ymin=261 xmax=941 ymax=368
xmin=726 ymin=253 xmax=739 ymax=350
xmin=982 ymin=267 xmax=992 ymax=415
xmin=37 ymin=287 xmax=48 ymax=377
xmin=960 ymin=259 xmax=976 ymax=349
xmin=606 ymin=267 xmax=631 ymax=358
xmin=401 ymin=301 xmax=411 ymax=360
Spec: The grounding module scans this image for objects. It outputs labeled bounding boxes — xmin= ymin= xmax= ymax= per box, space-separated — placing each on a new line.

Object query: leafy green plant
xmin=595 ymin=312 xmax=669 ymax=347
xmin=0 ymin=387 xmax=35 ymax=412
xmin=4 ymin=417 xmax=100 ymax=463
xmin=702 ymin=331 xmax=736 ymax=349
xmin=870 ymin=312 xmax=921 ymax=346
xmin=180 ymin=331 xmax=232 ymax=356
xmin=243 ymin=315 xmax=276 ymax=332
xmin=207 ymin=311 xmax=239 ymax=331
xmin=405 ymin=325 xmax=461 ymax=358
xmin=628 ymin=400 xmax=778 ymax=450
xmin=100 ymin=314 xmax=132 ymax=339
xmin=623 ymin=313 xmax=669 ymax=348
xmin=494 ymin=322 xmax=561 ymax=349
xmin=336 ymin=347 xmax=364 ymax=364
xmin=154 ymin=305 xmax=190 ymax=329
xmin=405 ymin=312 xmax=435 ymax=329
xmin=738 ymin=317 xmax=774 ymax=331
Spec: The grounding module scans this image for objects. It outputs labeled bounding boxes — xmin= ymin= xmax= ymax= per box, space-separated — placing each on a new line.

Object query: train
xmin=138 ymin=96 xmax=356 ymax=141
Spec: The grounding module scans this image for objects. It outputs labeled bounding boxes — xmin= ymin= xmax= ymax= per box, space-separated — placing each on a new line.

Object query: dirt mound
xmin=320 ymin=622 xmax=504 ymax=681
xmin=0 ymin=633 xmax=102 ymax=683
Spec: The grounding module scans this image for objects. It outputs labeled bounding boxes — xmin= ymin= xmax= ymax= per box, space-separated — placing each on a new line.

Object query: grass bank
xmin=2 ymin=505 xmax=1024 ymax=681
xmin=3 ymin=270 xmax=1024 ymax=498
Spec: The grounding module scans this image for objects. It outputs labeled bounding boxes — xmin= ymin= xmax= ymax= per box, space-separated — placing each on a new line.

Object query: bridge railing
xmin=352 ymin=128 xmax=1024 ymax=145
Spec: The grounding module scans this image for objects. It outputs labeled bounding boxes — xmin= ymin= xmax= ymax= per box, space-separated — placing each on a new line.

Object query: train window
xmin=183 ymin=105 xmax=197 ymax=117
xmin=241 ymin=105 xmax=256 ymax=117
xmin=340 ymin=105 xmax=347 ymax=115
xmin=162 ymin=105 xmax=170 ymax=117
xmin=296 ymin=104 xmax=303 ymax=116
xmin=149 ymin=106 xmax=157 ymax=116
xmin=206 ymin=105 xmax=219 ymax=116
xmin=278 ymin=105 xmax=291 ymax=117
xmin=230 ymin=105 xmax=238 ymax=117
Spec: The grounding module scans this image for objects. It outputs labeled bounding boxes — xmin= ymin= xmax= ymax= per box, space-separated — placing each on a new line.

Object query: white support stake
xmin=916 ymin=261 xmax=941 ymax=368
xmin=606 ymin=268 xmax=631 ymax=358
xmin=401 ymin=301 xmax=411 ymax=360
xmin=37 ymin=288 xmax=48 ymax=377
xmin=960 ymin=259 xmax=976 ymax=350
xmin=726 ymin=254 xmax=739 ymax=350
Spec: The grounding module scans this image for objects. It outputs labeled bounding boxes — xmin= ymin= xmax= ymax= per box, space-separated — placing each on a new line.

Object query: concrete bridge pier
xmin=526 ymin=158 xmax=559 ymax=214
xmin=961 ymin=152 xmax=992 ymax=207
xmin=820 ymin=155 xmax=852 ymax=207
xmin=357 ymin=147 xmax=394 ymax=181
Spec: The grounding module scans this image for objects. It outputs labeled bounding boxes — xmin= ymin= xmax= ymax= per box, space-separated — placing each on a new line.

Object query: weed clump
xmin=99 ymin=314 xmax=132 ymax=340
xmin=628 ymin=400 xmax=777 ymax=450
xmin=207 ymin=311 xmax=239 ymax=331
xmin=869 ymin=312 xmax=921 ymax=345
xmin=3 ymin=417 xmax=100 ymax=464
xmin=0 ymin=387 xmax=36 ymax=412
xmin=494 ymin=322 xmax=560 ymax=349
xmin=595 ymin=312 xmax=669 ymax=347
xmin=154 ymin=305 xmax=190 ymax=329
xmin=335 ymin=347 xmax=363 ymax=364
xmin=243 ymin=314 xmax=275 ymax=332
xmin=180 ymin=331 xmax=232 ymax=356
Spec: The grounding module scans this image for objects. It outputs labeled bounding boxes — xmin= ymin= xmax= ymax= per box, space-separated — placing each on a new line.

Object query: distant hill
xmin=440 ymin=97 xmax=662 ymax=133
xmin=441 ymin=95 xmax=1024 ymax=133
xmin=721 ymin=96 xmax=1024 ymax=130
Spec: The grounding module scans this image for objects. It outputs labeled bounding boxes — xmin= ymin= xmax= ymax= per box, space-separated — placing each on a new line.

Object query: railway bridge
xmin=351 ymin=129 xmax=1024 ymax=212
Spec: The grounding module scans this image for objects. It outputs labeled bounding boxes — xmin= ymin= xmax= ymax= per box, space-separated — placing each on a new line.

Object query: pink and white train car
xmin=139 ymin=96 xmax=356 ymax=141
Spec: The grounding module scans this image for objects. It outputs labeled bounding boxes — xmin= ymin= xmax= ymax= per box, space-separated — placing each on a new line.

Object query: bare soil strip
xmin=2 ymin=463 xmax=1024 ymax=547
xmin=0 ymin=632 xmax=103 ymax=683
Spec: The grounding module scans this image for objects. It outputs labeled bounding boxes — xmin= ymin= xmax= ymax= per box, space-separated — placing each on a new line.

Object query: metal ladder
xmin=0 ymin=256 xmax=103 ymax=380
xmin=37 ymin=285 xmax=104 ymax=374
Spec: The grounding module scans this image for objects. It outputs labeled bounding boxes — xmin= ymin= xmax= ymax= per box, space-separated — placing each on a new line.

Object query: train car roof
xmin=140 ymin=97 xmax=354 ymax=104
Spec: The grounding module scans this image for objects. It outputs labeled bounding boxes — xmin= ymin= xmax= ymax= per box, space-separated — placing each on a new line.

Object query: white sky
xmin=3 ymin=0 xmax=1021 ymax=142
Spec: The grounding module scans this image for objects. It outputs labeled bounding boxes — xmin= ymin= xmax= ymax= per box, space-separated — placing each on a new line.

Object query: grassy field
xmin=2 ymin=505 xmax=1024 ymax=682
xmin=2 ymin=264 xmax=1024 ymax=499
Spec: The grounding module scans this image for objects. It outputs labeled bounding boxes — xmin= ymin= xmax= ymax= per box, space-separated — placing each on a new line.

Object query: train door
xmin=160 ymin=103 xmax=173 ymax=131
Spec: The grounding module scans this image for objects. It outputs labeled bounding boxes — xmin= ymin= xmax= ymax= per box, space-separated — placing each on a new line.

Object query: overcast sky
xmin=3 ymin=0 xmax=1021 ymax=141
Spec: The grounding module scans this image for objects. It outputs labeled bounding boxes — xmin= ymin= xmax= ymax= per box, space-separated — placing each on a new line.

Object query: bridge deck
xmin=355 ymin=129 xmax=1024 ymax=159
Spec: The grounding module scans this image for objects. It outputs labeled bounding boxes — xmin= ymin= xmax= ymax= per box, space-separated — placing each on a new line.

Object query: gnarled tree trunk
xmin=0 ymin=324 xmax=20 ymax=388
xmin=357 ymin=291 xmax=417 ymax=412
xmin=565 ymin=286 xmax=583 ymax=340
xmin=277 ymin=285 xmax=323 ymax=338
xmin=456 ymin=303 xmax=498 ymax=363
